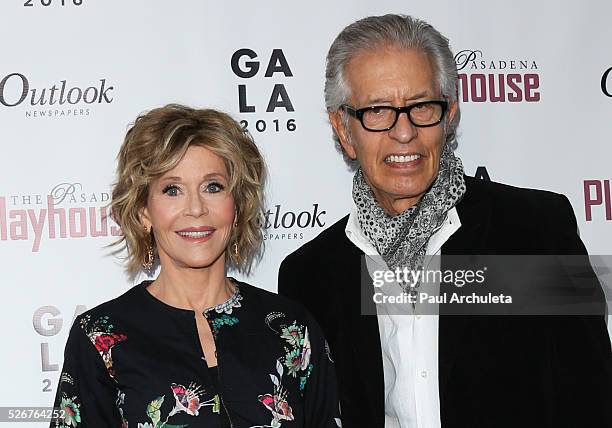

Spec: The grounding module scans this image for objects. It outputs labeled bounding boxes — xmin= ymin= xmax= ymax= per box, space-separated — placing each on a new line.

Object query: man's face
xmin=330 ymin=45 xmax=457 ymax=215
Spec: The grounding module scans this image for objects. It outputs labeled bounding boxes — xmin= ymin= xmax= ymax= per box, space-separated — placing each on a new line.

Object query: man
xmin=278 ymin=14 xmax=611 ymax=428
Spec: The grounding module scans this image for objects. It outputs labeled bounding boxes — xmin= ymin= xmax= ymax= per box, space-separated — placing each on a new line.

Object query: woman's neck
xmin=147 ymin=257 xmax=233 ymax=313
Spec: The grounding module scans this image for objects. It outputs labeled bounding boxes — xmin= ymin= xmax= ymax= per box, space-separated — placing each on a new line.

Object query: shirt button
xmin=421 ymin=370 xmax=428 ymax=378
xmin=416 ymin=315 xmax=421 ymax=320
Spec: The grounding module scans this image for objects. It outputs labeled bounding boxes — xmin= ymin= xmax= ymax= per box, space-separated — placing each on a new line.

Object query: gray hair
xmin=325 ymin=14 xmax=460 ymax=155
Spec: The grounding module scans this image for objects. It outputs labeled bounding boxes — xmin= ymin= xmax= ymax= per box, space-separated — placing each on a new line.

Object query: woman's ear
xmin=140 ymin=206 xmax=152 ymax=231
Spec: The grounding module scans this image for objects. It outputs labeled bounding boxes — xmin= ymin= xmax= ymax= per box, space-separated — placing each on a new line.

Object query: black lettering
xmin=83 ymin=86 xmax=98 ymax=104
xmin=266 ymin=84 xmax=294 ymax=112
xmin=238 ymin=85 xmax=255 ymax=112
xmin=98 ymin=79 xmax=114 ymax=103
xmin=264 ymin=49 xmax=293 ymax=77
xmin=59 ymin=80 xmax=67 ymax=104
xmin=311 ymin=204 xmax=326 ymax=227
xmin=0 ymin=73 xmax=28 ymax=107
xmin=231 ymin=48 xmax=259 ymax=78
xmin=48 ymin=85 xmax=59 ymax=105
xmin=273 ymin=205 xmax=281 ymax=228
xmin=601 ymin=67 xmax=612 ymax=97
xmin=30 ymin=88 xmax=47 ymax=106
xmin=296 ymin=211 xmax=311 ymax=228
xmin=67 ymin=87 xmax=82 ymax=104
xmin=281 ymin=212 xmax=296 ymax=228
xmin=474 ymin=166 xmax=491 ymax=181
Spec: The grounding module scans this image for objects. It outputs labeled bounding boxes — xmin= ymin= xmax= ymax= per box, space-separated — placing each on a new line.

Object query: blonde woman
xmin=51 ymin=105 xmax=340 ymax=428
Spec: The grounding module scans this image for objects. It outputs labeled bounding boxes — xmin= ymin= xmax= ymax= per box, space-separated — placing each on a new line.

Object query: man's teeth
xmin=178 ymin=231 xmax=213 ymax=238
xmin=385 ymin=154 xmax=421 ymax=163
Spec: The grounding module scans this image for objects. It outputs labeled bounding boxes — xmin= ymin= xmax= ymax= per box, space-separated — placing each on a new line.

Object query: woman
xmin=51 ymin=105 xmax=341 ymax=427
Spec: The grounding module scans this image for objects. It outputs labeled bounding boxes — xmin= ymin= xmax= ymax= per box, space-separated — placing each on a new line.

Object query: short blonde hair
xmin=111 ymin=104 xmax=266 ymax=276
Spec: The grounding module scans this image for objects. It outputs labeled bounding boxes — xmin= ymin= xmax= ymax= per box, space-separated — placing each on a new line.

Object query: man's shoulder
xmin=465 ymin=176 xmax=567 ymax=204
xmin=282 ymin=214 xmax=353 ymax=264
xmin=463 ymin=175 xmax=572 ymax=216
xmin=460 ymin=176 xmax=582 ymax=253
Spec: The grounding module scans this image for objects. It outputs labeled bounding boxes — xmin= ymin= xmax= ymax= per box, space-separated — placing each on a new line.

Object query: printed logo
xmin=454 ymin=50 xmax=540 ymax=103
xmin=584 ymin=179 xmax=611 ymax=221
xmin=230 ymin=48 xmax=297 ymax=134
xmin=601 ymin=67 xmax=612 ymax=97
xmin=474 ymin=166 xmax=491 ymax=181
xmin=0 ymin=182 xmax=121 ymax=252
xmin=261 ymin=203 xmax=327 ymax=241
xmin=24 ymin=0 xmax=84 ymax=7
xmin=0 ymin=72 xmax=115 ymax=118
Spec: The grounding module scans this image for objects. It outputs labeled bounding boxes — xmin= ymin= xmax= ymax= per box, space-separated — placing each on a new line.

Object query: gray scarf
xmin=353 ymin=144 xmax=466 ymax=293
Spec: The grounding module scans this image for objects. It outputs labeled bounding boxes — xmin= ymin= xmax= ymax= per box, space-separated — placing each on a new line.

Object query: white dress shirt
xmin=345 ymin=206 xmax=461 ymax=428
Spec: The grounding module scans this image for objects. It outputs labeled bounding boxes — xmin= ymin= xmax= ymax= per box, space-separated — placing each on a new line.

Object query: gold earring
xmin=143 ymin=227 xmax=154 ymax=270
xmin=231 ymin=213 xmax=240 ymax=261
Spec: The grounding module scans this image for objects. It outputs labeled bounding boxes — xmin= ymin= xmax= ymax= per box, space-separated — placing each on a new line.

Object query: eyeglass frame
xmin=341 ymin=100 xmax=449 ymax=132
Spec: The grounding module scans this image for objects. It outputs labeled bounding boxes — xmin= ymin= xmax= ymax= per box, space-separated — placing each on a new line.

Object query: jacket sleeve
xmin=303 ymin=310 xmax=342 ymax=428
xmin=548 ymin=194 xmax=612 ymax=426
xmin=278 ymin=253 xmax=306 ymax=304
xmin=50 ymin=317 xmax=121 ymax=427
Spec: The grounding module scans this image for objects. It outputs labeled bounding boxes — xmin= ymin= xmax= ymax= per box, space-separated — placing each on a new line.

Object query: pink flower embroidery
xmin=258 ymin=393 xmax=294 ymax=421
xmin=170 ymin=382 xmax=204 ymax=416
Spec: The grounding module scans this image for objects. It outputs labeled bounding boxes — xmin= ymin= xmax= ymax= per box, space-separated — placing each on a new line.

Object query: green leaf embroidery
xmin=146 ymin=395 xmax=164 ymax=426
xmin=212 ymin=395 xmax=221 ymax=414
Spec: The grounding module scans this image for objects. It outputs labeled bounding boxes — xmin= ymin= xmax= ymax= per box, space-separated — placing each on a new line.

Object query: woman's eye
xmin=205 ymin=182 xmax=225 ymax=193
xmin=162 ymin=185 xmax=180 ymax=196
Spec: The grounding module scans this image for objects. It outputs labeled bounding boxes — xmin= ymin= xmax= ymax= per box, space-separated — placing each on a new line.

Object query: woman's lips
xmin=175 ymin=227 xmax=215 ymax=242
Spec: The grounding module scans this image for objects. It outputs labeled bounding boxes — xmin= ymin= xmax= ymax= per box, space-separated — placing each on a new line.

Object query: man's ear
xmin=329 ymin=110 xmax=357 ymax=159
xmin=445 ymin=100 xmax=458 ymax=132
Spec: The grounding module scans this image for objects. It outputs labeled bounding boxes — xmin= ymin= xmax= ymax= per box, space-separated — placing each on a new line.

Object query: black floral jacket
xmin=51 ymin=279 xmax=341 ymax=428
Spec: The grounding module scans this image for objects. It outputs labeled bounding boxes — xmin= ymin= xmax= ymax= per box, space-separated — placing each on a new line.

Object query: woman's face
xmin=141 ymin=145 xmax=236 ymax=272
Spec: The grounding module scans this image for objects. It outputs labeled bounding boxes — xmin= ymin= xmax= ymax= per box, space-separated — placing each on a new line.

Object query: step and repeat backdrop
xmin=1 ymin=0 xmax=610 ymax=423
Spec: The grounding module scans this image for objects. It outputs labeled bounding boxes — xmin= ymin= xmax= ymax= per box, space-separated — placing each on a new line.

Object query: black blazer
xmin=278 ymin=176 xmax=612 ymax=428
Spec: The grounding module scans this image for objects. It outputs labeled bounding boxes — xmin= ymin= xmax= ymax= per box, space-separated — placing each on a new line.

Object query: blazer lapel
xmin=439 ymin=178 xmax=492 ymax=403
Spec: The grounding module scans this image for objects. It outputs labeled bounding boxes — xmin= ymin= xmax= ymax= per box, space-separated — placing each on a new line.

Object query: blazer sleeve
xmin=278 ymin=253 xmax=306 ymax=304
xmin=303 ymin=310 xmax=342 ymax=428
xmin=550 ymin=194 xmax=589 ymax=255
xmin=547 ymin=194 xmax=612 ymax=425
xmin=50 ymin=318 xmax=121 ymax=427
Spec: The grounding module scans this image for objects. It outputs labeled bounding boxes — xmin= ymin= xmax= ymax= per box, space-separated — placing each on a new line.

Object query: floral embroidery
xmin=80 ymin=315 xmax=127 ymax=379
xmin=139 ymin=383 xmax=220 ymax=428
xmin=116 ymin=390 xmax=128 ymax=428
xmin=54 ymin=373 xmax=81 ymax=428
xmin=299 ymin=364 xmax=313 ymax=392
xmin=256 ymin=360 xmax=295 ymax=427
xmin=209 ymin=315 xmax=239 ymax=339
xmin=58 ymin=395 xmax=81 ymax=427
xmin=280 ymin=322 xmax=312 ymax=382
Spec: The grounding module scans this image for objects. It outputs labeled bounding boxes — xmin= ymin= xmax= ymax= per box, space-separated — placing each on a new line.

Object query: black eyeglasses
xmin=341 ymin=100 xmax=448 ymax=132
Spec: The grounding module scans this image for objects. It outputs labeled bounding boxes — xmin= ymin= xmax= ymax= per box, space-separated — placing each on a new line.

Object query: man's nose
xmin=388 ymin=111 xmax=417 ymax=143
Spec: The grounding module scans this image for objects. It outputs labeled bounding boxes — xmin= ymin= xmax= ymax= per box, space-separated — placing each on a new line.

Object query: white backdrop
xmin=1 ymin=0 xmax=610 ymax=423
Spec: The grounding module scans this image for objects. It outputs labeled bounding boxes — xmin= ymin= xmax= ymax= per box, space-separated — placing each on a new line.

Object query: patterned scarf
xmin=353 ymin=144 xmax=466 ymax=292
